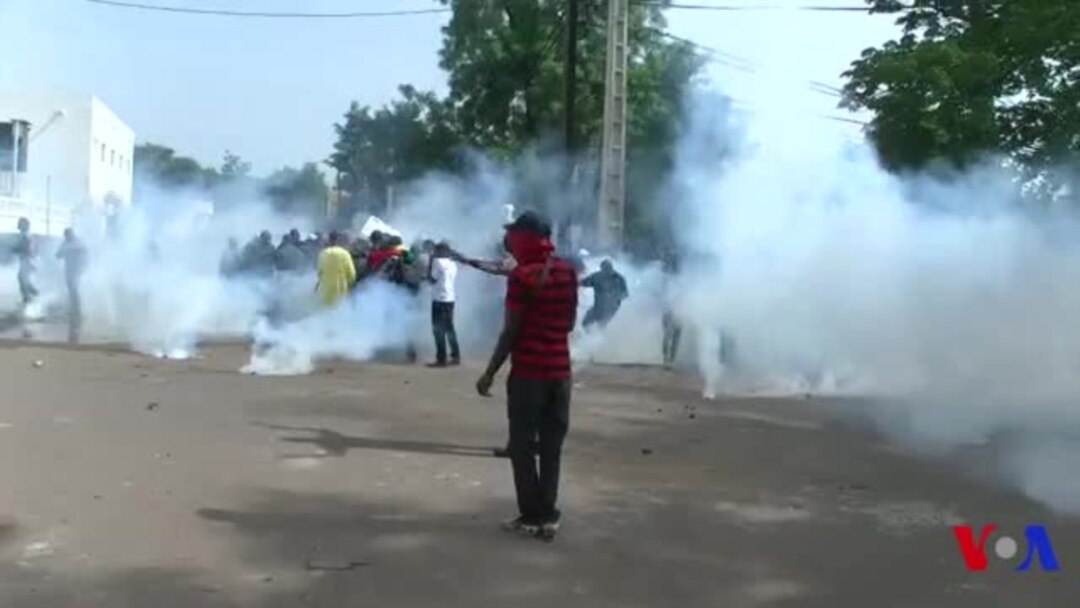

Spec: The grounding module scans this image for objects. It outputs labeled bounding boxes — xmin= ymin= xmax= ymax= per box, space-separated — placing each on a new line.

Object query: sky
xmin=0 ymin=0 xmax=899 ymax=175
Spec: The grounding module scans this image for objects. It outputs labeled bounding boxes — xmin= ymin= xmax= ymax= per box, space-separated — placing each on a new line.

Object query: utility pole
xmin=561 ymin=0 xmax=580 ymax=249
xmin=598 ymin=0 xmax=629 ymax=249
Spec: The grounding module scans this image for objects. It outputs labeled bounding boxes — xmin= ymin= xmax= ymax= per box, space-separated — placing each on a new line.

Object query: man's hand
xmin=476 ymin=372 xmax=495 ymax=397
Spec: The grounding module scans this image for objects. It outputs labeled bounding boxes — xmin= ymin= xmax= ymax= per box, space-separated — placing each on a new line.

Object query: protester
xmin=12 ymin=217 xmax=37 ymax=307
xmin=427 ymin=242 xmax=460 ymax=367
xmin=661 ymin=250 xmax=682 ymax=369
xmin=476 ymin=211 xmax=578 ymax=540
xmin=315 ymin=231 xmax=356 ymax=309
xmin=241 ymin=230 xmax=276 ymax=277
xmin=56 ymin=228 xmax=88 ymax=343
xmin=580 ymin=259 xmax=629 ymax=330
xmin=364 ymin=231 xmax=406 ymax=276
xmin=220 ymin=238 xmax=242 ymax=277
xmin=275 ymin=228 xmax=306 ymax=273
xmin=450 ymin=241 xmax=516 ymax=276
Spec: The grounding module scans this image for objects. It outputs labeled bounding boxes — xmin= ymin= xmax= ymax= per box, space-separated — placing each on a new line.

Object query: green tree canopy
xmin=438 ymin=0 xmax=702 ymax=157
xmin=328 ymin=85 xmax=462 ymax=216
xmin=842 ymin=0 xmax=1080 ymax=176
xmin=133 ymin=143 xmax=216 ymax=191
xmin=327 ymin=1 xmax=704 ymax=242
xmin=438 ymin=0 xmax=702 ymax=240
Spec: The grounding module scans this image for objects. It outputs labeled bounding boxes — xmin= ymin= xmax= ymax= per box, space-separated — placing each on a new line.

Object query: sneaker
xmin=449 ymin=358 xmax=461 ymax=366
xmin=500 ymin=516 xmax=540 ymax=536
xmin=539 ymin=515 xmax=561 ymax=541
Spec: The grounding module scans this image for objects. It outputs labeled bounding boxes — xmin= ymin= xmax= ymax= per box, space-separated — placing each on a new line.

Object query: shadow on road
xmin=257 ymin=422 xmax=498 ymax=459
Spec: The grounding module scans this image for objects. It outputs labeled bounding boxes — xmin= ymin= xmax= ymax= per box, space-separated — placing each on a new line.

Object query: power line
xmin=637 ymin=2 xmax=872 ymax=11
xmin=84 ymin=0 xmax=450 ymax=19
xmin=653 ymin=29 xmax=844 ymax=99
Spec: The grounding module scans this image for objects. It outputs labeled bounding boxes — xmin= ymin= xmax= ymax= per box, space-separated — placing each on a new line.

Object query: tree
xmin=263 ymin=163 xmax=330 ymax=215
xmin=220 ymin=150 xmax=252 ymax=179
xmin=436 ymin=0 xmax=702 ymax=241
xmin=328 ymin=85 xmax=462 ymax=216
xmin=133 ymin=143 xmax=215 ymax=191
xmin=438 ymin=0 xmax=701 ymax=153
xmin=842 ymin=0 xmax=1080 ymax=177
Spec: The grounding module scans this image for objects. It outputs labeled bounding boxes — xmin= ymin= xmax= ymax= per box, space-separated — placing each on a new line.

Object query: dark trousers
xmin=582 ymin=303 xmax=619 ymax=330
xmin=507 ymin=376 xmax=571 ymax=523
xmin=431 ymin=301 xmax=460 ymax=363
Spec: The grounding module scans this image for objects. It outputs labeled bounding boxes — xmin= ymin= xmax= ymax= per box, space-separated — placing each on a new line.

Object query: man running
xmin=580 ymin=259 xmax=628 ymax=330
xmin=427 ymin=242 xmax=460 ymax=367
xmin=316 ymin=231 xmax=356 ymax=309
xmin=476 ymin=211 xmax=578 ymax=539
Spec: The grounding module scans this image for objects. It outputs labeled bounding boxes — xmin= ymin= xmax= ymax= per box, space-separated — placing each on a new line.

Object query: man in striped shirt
xmin=476 ymin=211 xmax=578 ymax=539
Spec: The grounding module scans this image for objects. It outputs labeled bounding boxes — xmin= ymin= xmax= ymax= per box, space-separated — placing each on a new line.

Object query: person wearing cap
xmin=476 ymin=211 xmax=578 ymax=539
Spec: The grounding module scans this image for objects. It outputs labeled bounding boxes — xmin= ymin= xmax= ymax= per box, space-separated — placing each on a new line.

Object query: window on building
xmin=111 ymin=150 xmax=116 ymax=166
xmin=101 ymin=144 xmax=106 ymax=162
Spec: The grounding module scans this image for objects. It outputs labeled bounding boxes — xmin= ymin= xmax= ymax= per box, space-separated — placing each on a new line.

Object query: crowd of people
xmin=8 ymin=210 xmax=693 ymax=541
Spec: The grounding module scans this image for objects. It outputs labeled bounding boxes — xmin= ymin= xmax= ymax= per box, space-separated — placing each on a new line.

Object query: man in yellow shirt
xmin=316 ymin=231 xmax=357 ymax=308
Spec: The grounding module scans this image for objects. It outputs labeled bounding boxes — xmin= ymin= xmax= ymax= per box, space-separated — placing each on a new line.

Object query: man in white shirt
xmin=427 ymin=242 xmax=461 ymax=367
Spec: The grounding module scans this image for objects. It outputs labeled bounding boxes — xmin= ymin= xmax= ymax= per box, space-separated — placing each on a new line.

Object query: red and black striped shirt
xmin=505 ymin=256 xmax=578 ymax=380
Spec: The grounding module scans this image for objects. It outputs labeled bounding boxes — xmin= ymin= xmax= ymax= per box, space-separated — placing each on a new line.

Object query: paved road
xmin=0 ymin=343 xmax=1076 ymax=607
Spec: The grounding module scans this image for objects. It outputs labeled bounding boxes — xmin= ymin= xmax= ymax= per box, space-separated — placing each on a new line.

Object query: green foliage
xmin=133 ymin=143 xmax=216 ymax=191
xmin=134 ymin=144 xmax=327 ymax=216
xmin=328 ymin=85 xmax=462 ymax=215
xmin=328 ymin=0 xmax=704 ymax=243
xmin=842 ymin=0 xmax=1080 ymax=176
xmin=437 ymin=0 xmax=702 ymax=156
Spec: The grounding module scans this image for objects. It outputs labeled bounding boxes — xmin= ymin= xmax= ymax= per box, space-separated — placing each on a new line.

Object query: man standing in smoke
xmin=426 ymin=242 xmax=460 ymax=367
xmin=242 ymin=230 xmax=277 ymax=277
xmin=12 ymin=217 xmax=37 ymax=308
xmin=275 ymin=229 xmax=306 ymax=273
xmin=580 ymin=259 xmax=629 ymax=330
xmin=56 ymin=228 xmax=87 ymax=343
xmin=476 ymin=211 xmax=578 ymax=539
xmin=315 ymin=231 xmax=356 ymax=309
xmin=661 ymin=250 xmax=682 ymax=369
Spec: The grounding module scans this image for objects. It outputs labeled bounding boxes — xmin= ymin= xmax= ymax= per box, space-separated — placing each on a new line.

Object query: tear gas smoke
xmin=669 ymin=73 xmax=1080 ymax=511
xmin=242 ymin=280 xmax=416 ymax=376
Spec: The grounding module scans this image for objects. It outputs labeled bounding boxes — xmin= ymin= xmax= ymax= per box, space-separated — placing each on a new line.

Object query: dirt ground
xmin=0 ymin=341 xmax=1077 ymax=607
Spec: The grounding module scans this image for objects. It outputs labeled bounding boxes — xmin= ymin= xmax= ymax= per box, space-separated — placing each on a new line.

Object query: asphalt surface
xmin=0 ymin=342 xmax=1077 ymax=607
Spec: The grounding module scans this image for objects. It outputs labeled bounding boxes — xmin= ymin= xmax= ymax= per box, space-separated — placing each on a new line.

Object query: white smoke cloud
xmin=669 ymin=74 xmax=1080 ymax=511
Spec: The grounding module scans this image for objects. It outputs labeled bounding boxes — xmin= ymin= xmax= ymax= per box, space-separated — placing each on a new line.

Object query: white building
xmin=0 ymin=91 xmax=135 ymax=235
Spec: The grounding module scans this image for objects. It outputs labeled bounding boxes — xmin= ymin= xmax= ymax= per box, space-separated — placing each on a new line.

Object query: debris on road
xmin=305 ymin=559 xmax=371 ymax=572
xmin=146 ymin=402 xmax=160 ymax=411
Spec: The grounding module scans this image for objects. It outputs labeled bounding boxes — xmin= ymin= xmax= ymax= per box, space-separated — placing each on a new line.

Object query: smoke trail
xmin=242 ymin=279 xmax=416 ymax=376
